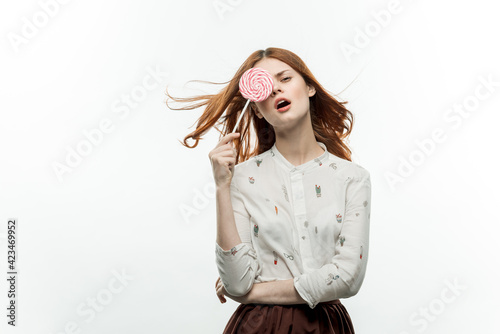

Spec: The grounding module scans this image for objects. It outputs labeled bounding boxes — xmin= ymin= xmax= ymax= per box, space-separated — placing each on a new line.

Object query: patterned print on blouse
xmin=230 ymin=247 xmax=238 ymax=256
xmin=215 ymin=140 xmax=370 ymax=310
xmin=325 ymin=273 xmax=340 ymax=285
xmin=282 ymin=184 xmax=289 ymax=202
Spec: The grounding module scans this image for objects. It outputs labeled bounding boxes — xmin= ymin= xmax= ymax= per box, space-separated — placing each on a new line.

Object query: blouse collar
xmin=269 ymin=141 xmax=329 ymax=173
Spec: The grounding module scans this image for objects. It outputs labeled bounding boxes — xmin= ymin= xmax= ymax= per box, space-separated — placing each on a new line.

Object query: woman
xmin=168 ymin=47 xmax=371 ymax=333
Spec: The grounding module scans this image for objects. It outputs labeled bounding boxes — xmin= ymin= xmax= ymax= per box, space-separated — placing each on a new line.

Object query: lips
xmin=275 ymin=98 xmax=291 ymax=109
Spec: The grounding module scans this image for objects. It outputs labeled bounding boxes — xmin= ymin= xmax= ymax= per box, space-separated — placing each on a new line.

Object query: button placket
xmin=290 ymin=168 xmax=312 ymax=269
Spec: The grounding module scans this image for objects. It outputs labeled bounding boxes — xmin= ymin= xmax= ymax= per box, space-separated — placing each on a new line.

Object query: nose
xmin=271 ymin=80 xmax=282 ymax=96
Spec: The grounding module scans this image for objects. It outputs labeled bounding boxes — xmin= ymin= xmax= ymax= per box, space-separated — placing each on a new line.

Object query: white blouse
xmin=215 ymin=141 xmax=371 ymax=309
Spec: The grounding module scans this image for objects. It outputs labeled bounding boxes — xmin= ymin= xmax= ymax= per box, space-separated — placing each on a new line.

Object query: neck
xmin=273 ymin=116 xmax=324 ymax=167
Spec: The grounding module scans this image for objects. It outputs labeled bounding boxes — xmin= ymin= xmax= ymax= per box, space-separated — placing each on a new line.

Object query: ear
xmin=308 ymin=85 xmax=316 ymax=97
xmin=253 ymin=104 xmax=264 ymax=119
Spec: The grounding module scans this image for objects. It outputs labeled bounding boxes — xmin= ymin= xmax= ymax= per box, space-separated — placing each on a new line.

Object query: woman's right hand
xmin=208 ymin=132 xmax=240 ymax=189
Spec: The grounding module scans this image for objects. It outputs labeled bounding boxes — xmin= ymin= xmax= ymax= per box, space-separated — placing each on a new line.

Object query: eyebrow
xmin=274 ymin=70 xmax=290 ymax=77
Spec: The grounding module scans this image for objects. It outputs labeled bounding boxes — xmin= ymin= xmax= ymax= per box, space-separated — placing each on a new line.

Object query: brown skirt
xmin=222 ymin=299 xmax=355 ymax=334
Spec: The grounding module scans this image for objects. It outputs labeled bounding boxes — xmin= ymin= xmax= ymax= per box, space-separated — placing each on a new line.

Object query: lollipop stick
xmin=232 ymin=99 xmax=250 ymax=133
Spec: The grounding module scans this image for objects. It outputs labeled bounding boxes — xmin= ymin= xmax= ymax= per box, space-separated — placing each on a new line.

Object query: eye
xmin=281 ymin=76 xmax=291 ymax=82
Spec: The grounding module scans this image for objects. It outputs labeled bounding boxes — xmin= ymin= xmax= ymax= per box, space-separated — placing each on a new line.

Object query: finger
xmin=215 ymin=133 xmax=241 ymax=149
xmin=216 ymin=289 xmax=227 ymax=303
xmin=213 ymin=156 xmax=236 ymax=169
xmin=209 ymin=145 xmax=237 ymax=162
xmin=217 ymin=284 xmax=225 ymax=293
xmin=214 ymin=144 xmax=237 ymax=157
xmin=212 ymin=143 xmax=236 ymax=155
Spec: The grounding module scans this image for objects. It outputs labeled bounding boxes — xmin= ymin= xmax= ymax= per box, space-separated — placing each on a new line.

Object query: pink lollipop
xmin=232 ymin=68 xmax=274 ymax=133
xmin=239 ymin=68 xmax=274 ymax=102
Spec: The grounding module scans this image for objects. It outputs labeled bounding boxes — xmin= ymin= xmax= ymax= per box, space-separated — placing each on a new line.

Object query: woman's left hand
xmin=215 ymin=276 xmax=253 ymax=304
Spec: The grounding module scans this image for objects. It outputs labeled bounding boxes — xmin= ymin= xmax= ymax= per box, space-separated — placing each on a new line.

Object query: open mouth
xmin=276 ymin=99 xmax=291 ymax=111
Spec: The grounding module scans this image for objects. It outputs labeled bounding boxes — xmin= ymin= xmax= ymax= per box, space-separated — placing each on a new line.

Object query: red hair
xmin=166 ymin=47 xmax=355 ymax=164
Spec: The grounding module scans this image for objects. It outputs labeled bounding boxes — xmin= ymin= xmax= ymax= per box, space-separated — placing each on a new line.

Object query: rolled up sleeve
xmin=215 ymin=181 xmax=262 ymax=297
xmin=293 ymin=172 xmax=372 ymax=309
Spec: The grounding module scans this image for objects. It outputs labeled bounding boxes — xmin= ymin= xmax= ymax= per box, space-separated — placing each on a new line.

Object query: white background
xmin=1 ymin=0 xmax=499 ymax=333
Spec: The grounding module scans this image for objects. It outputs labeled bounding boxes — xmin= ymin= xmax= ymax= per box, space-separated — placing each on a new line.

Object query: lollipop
xmin=232 ymin=68 xmax=273 ymax=133
xmin=239 ymin=68 xmax=274 ymax=102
